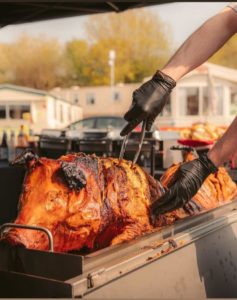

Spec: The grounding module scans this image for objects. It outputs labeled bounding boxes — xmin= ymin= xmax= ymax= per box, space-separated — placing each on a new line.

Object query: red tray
xmin=178 ymin=139 xmax=214 ymax=147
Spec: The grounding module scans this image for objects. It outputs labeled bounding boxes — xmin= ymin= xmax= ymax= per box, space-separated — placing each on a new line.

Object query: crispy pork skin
xmin=4 ymin=151 xmax=237 ymax=252
xmin=155 ymin=153 xmax=237 ymax=226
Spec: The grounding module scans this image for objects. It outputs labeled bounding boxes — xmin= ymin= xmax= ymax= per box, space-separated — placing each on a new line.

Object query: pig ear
xmin=10 ymin=149 xmax=39 ymax=168
xmin=61 ymin=161 xmax=87 ymax=191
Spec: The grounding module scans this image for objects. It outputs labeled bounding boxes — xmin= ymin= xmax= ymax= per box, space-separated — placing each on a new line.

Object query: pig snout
xmin=4 ymin=228 xmax=50 ymax=251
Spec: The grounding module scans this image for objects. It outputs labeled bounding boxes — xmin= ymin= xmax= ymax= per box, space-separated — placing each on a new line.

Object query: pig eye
xmin=45 ymin=191 xmax=67 ymax=212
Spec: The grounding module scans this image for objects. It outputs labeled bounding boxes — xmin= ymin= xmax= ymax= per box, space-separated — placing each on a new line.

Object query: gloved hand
xmin=120 ymin=70 xmax=176 ymax=136
xmin=151 ymin=153 xmax=218 ymax=215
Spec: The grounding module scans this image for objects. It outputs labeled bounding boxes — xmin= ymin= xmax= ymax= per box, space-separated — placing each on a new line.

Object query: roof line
xmin=0 ymin=83 xmax=80 ymax=105
xmin=0 ymin=83 xmax=48 ymax=96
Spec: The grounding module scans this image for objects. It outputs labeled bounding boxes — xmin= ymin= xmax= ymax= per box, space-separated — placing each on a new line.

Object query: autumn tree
xmin=208 ymin=34 xmax=237 ymax=69
xmin=0 ymin=9 xmax=173 ymax=88
xmin=66 ymin=8 xmax=173 ymax=86
xmin=65 ymin=39 xmax=91 ymax=86
xmin=1 ymin=34 xmax=64 ymax=90
xmin=0 ymin=44 xmax=10 ymax=83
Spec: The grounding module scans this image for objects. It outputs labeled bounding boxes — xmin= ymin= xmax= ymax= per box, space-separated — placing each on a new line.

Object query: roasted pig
xmin=3 ymin=150 xmax=237 ymax=253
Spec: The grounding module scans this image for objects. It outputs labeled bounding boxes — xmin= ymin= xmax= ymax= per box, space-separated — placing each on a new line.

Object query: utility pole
xmin=108 ymin=50 xmax=116 ymax=100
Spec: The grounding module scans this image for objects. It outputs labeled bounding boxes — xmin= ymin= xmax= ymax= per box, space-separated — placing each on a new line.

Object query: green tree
xmin=66 ymin=8 xmax=173 ymax=86
xmin=208 ymin=34 xmax=237 ymax=69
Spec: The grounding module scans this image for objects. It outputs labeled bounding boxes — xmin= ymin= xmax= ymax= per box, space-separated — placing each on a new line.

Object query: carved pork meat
xmin=4 ymin=151 xmax=237 ymax=253
xmin=155 ymin=152 xmax=237 ymax=227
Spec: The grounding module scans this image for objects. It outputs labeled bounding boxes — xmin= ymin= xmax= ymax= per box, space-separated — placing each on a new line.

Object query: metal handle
xmin=119 ymin=133 xmax=130 ymax=161
xmin=170 ymin=145 xmax=199 ymax=158
xmin=0 ymin=223 xmax=54 ymax=252
xmin=119 ymin=120 xmax=147 ymax=164
xmin=170 ymin=145 xmax=194 ymax=152
xmin=132 ymin=120 xmax=147 ymax=164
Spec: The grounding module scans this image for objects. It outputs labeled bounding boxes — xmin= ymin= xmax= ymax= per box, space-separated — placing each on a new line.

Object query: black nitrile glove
xmin=120 ymin=70 xmax=176 ymax=136
xmin=151 ymin=153 xmax=218 ymax=216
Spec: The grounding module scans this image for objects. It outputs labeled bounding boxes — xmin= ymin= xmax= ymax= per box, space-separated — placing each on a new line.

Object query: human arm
xmin=208 ymin=116 xmax=237 ymax=167
xmin=121 ymin=4 xmax=237 ymax=136
xmin=161 ymin=5 xmax=237 ymax=81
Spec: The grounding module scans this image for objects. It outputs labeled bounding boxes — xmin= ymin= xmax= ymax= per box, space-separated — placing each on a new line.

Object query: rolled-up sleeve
xmin=227 ymin=2 xmax=237 ymax=12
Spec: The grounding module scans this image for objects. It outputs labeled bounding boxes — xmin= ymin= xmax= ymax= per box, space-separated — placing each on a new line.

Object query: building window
xmin=113 ymin=91 xmax=120 ymax=101
xmin=203 ymin=86 xmax=223 ymax=116
xmin=230 ymin=88 xmax=237 ymax=115
xmin=179 ymin=87 xmax=199 ymax=116
xmin=202 ymin=87 xmax=210 ymax=116
xmin=0 ymin=106 xmax=6 ymax=119
xmin=60 ymin=104 xmax=64 ymax=123
xmin=54 ymin=100 xmax=57 ymax=120
xmin=68 ymin=106 xmax=71 ymax=123
xmin=73 ymin=94 xmax=79 ymax=105
xmin=9 ymin=105 xmax=30 ymax=119
xmin=86 ymin=94 xmax=96 ymax=105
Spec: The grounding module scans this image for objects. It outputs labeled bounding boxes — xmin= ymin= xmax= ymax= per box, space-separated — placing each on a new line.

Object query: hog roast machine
xmin=1 ymin=200 xmax=237 ymax=298
xmin=0 ymin=2 xmax=236 ymax=297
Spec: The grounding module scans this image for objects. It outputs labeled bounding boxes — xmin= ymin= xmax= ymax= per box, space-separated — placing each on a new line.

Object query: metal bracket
xmin=87 ymin=268 xmax=106 ymax=289
xmin=0 ymin=222 xmax=54 ymax=252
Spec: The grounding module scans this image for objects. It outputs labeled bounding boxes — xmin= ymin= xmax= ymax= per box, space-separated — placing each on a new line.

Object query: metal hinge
xmin=87 ymin=268 xmax=106 ymax=289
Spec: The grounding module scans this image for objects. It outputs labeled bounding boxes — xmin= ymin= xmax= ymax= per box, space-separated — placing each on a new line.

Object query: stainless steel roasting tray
xmin=1 ymin=200 xmax=237 ymax=298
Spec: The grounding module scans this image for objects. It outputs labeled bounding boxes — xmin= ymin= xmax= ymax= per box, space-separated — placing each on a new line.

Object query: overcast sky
xmin=0 ymin=2 xmax=227 ymax=48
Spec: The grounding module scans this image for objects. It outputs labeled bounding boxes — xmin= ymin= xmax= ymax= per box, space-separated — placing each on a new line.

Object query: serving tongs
xmin=119 ymin=120 xmax=147 ymax=165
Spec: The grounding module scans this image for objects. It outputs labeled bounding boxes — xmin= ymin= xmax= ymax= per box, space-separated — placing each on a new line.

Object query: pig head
xmin=5 ymin=151 xmax=102 ymax=252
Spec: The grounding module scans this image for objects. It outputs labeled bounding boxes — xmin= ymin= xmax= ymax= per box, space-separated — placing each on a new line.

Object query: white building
xmin=0 ymin=84 xmax=82 ymax=134
xmin=154 ymin=62 xmax=237 ymax=128
xmin=51 ymin=83 xmax=139 ymax=119
xmin=51 ymin=62 xmax=237 ymax=128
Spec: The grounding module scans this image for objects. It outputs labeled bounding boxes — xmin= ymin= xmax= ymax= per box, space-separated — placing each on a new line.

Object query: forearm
xmin=208 ymin=117 xmax=237 ymax=167
xmin=161 ymin=7 xmax=237 ymax=81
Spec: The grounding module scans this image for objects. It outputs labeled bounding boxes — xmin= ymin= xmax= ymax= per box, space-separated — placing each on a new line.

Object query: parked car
xmin=40 ymin=116 xmax=140 ymax=140
xmin=38 ymin=115 xmax=163 ymax=164
xmin=66 ymin=116 xmax=129 ymax=140
xmin=38 ymin=116 xmax=138 ymax=158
